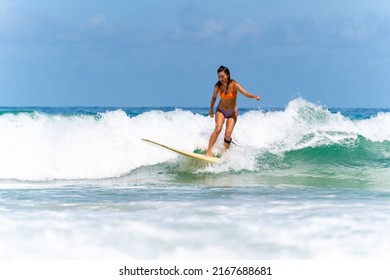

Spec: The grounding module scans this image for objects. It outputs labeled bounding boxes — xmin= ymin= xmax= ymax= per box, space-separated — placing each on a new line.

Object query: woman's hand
xmin=209 ymin=109 xmax=214 ymax=118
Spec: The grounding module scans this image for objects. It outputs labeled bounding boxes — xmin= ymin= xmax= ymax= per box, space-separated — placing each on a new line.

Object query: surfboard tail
xmin=141 ymin=138 xmax=221 ymax=164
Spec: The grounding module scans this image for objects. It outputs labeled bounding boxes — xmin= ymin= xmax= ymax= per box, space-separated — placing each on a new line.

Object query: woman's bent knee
xmin=214 ymin=126 xmax=223 ymax=134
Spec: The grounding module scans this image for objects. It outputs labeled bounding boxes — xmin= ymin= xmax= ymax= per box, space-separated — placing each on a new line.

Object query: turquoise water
xmin=0 ymin=98 xmax=389 ymax=259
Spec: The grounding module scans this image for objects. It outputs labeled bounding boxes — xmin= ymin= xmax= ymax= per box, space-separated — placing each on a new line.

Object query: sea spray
xmin=0 ymin=98 xmax=389 ymax=181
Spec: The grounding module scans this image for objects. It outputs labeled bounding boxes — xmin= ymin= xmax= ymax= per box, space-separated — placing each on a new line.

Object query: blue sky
xmin=1 ymin=0 xmax=390 ymax=108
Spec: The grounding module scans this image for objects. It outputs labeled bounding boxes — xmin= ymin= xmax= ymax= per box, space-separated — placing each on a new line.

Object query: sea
xmin=0 ymin=98 xmax=389 ymax=260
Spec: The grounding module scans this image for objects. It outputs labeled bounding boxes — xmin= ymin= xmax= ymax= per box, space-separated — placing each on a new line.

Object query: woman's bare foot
xmin=206 ymin=152 xmax=214 ymax=157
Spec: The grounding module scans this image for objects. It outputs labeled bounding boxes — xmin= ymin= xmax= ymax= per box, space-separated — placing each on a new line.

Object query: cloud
xmin=0 ymin=0 xmax=14 ymax=19
xmin=263 ymin=18 xmax=315 ymax=46
xmin=230 ymin=20 xmax=259 ymax=43
xmin=171 ymin=5 xmax=224 ymax=42
xmin=170 ymin=5 xmax=260 ymax=47
xmin=55 ymin=14 xmax=119 ymax=46
xmin=86 ymin=14 xmax=109 ymax=29
xmin=0 ymin=0 xmax=26 ymax=33
xmin=0 ymin=0 xmax=115 ymax=45
xmin=260 ymin=13 xmax=390 ymax=52
xmin=195 ymin=18 xmax=226 ymax=39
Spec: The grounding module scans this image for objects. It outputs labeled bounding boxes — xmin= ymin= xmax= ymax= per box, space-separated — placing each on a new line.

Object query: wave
xmin=0 ymin=98 xmax=389 ymax=181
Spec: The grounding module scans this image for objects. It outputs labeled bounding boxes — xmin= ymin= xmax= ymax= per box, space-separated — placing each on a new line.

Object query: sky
xmin=1 ymin=0 xmax=390 ymax=108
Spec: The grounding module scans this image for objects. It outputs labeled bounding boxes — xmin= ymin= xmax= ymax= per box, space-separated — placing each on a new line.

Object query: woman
xmin=206 ymin=66 xmax=260 ymax=157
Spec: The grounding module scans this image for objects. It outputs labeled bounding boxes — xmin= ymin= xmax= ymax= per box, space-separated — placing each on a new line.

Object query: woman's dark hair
xmin=218 ymin=65 xmax=230 ymax=77
xmin=217 ymin=65 xmax=231 ymax=94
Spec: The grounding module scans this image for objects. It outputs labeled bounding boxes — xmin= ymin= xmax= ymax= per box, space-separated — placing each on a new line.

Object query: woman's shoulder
xmin=231 ymin=79 xmax=239 ymax=90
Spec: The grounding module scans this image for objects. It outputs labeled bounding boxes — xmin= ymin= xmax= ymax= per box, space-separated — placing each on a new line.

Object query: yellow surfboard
xmin=141 ymin=138 xmax=221 ymax=164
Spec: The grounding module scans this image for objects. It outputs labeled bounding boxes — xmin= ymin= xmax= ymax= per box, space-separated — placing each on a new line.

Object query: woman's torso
xmin=217 ymin=80 xmax=237 ymax=110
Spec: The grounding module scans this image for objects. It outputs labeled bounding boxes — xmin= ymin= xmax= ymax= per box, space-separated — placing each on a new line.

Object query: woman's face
xmin=218 ymin=71 xmax=229 ymax=84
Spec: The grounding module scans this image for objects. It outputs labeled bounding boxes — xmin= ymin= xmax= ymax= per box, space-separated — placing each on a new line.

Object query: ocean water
xmin=0 ymin=98 xmax=389 ymax=259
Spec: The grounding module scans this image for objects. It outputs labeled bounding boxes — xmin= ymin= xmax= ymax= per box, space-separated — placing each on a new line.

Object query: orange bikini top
xmin=218 ymin=81 xmax=237 ymax=100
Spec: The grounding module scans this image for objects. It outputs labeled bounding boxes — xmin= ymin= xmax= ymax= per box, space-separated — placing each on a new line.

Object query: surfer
xmin=206 ymin=65 xmax=260 ymax=157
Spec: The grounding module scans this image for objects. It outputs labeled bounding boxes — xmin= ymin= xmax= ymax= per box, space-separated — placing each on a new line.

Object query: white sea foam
xmin=0 ymin=99 xmax=388 ymax=181
xmin=2 ymin=189 xmax=390 ymax=259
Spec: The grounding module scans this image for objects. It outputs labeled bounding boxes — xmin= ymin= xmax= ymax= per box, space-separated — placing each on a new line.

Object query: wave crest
xmin=0 ymin=99 xmax=388 ymax=181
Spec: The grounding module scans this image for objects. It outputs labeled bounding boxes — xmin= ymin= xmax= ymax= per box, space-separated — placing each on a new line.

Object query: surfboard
xmin=141 ymin=138 xmax=221 ymax=164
